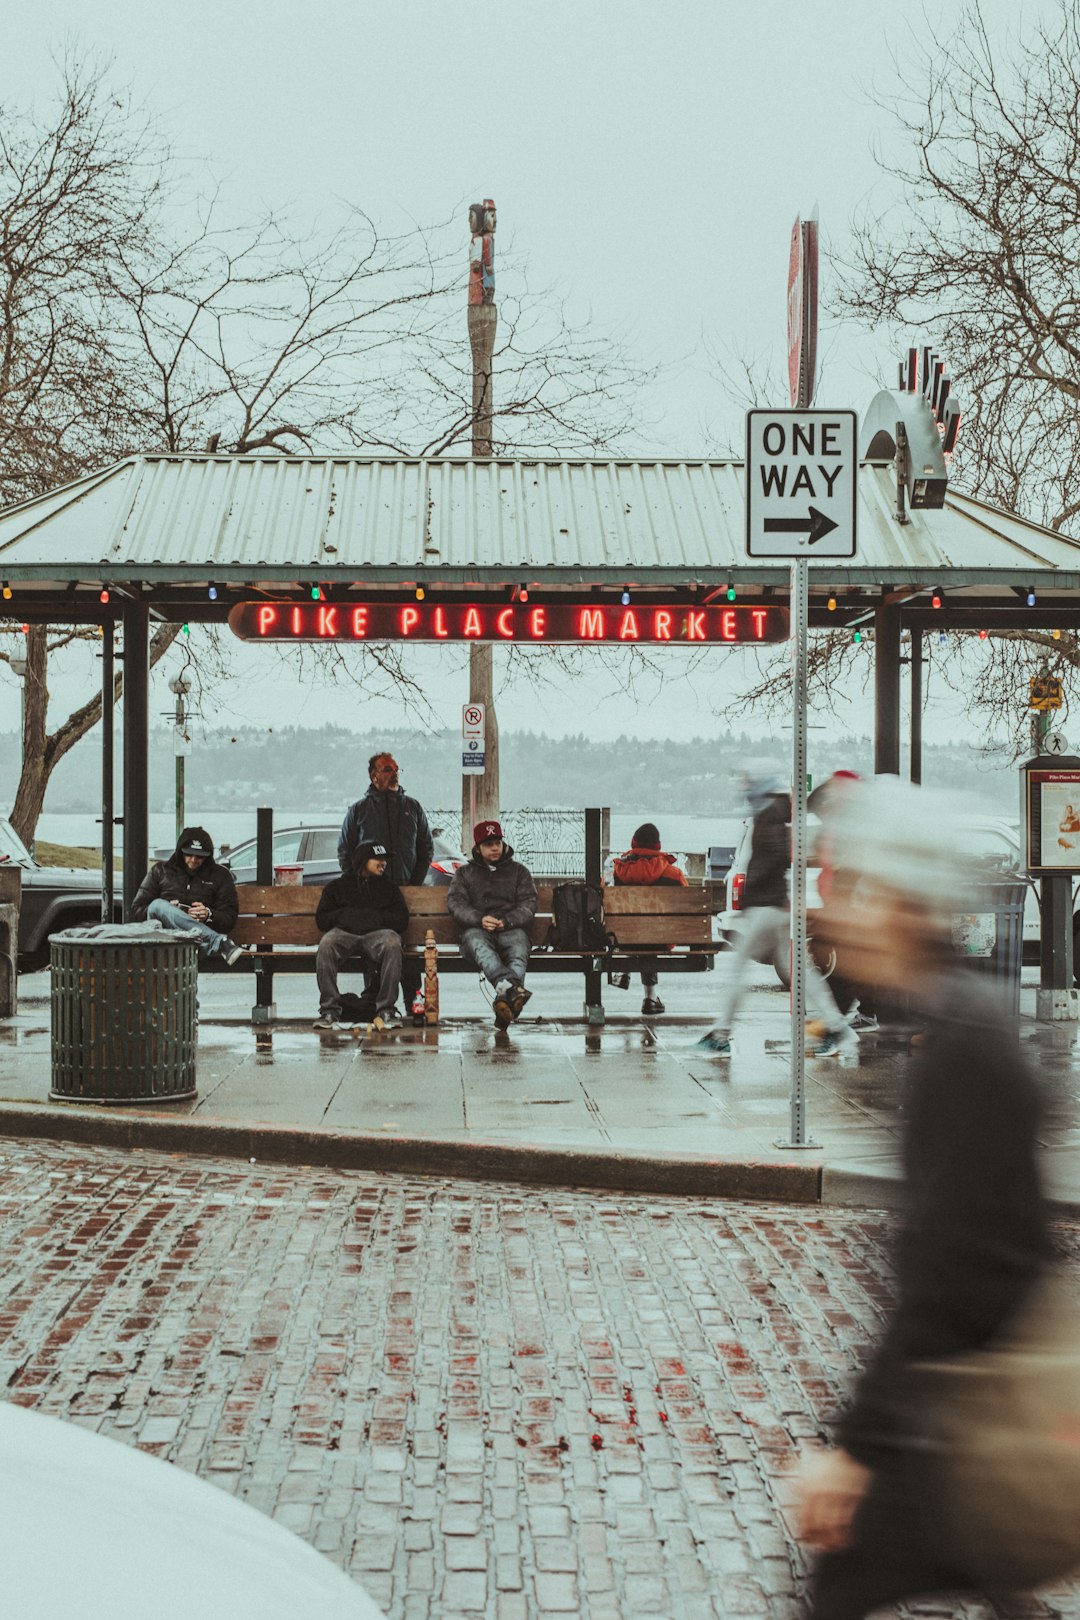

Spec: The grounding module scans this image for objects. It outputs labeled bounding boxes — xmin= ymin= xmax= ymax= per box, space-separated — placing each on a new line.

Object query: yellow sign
xmin=1030 ymin=676 xmax=1064 ymax=712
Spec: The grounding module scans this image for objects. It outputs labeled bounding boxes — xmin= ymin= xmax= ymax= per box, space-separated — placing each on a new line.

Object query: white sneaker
xmin=809 ymin=1026 xmax=859 ymax=1060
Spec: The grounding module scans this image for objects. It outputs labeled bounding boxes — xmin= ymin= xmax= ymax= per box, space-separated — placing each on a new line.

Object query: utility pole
xmin=463 ymin=198 xmax=500 ymax=839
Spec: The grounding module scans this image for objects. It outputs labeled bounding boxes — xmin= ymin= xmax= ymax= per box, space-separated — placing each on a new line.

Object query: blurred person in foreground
xmin=794 ymin=776 xmax=1055 ymax=1619
xmin=806 ymin=771 xmax=878 ymax=1034
xmin=697 ymin=768 xmax=856 ymax=1059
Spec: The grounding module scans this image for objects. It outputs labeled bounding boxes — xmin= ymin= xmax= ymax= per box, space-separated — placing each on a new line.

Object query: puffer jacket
xmin=316 ymin=869 xmax=409 ymax=938
xmin=447 ymin=844 xmax=538 ymax=932
xmin=611 ymin=849 xmax=688 ymax=887
xmin=130 ymin=827 xmax=239 ymax=931
xmin=337 ymin=787 xmax=433 ymax=885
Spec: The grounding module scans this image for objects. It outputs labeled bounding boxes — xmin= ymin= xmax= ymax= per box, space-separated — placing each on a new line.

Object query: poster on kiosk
xmin=1023 ymin=761 xmax=1080 ymax=874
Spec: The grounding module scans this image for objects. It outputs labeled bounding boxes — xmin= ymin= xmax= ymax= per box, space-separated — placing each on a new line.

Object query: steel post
xmin=910 ymin=629 xmax=923 ymax=785
xmin=777 ymin=560 xmax=818 ymax=1148
xmin=101 ymin=626 xmax=114 ymax=924
xmin=252 ymin=806 xmax=276 ymax=1024
xmin=874 ymin=600 xmax=902 ymax=774
xmin=584 ymin=807 xmax=604 ymax=1024
xmin=121 ymin=600 xmax=149 ymax=919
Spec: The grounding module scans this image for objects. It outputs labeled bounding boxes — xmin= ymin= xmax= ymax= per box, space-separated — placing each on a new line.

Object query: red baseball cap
xmin=474 ymin=820 xmax=503 ymax=844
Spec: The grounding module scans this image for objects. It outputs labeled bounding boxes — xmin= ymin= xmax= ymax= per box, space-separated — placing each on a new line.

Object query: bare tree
xmin=0 ymin=58 xmax=655 ymax=842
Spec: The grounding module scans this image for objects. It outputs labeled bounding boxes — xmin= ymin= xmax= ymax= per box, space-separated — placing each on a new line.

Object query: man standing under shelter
xmin=338 ymin=752 xmax=433 ymax=1017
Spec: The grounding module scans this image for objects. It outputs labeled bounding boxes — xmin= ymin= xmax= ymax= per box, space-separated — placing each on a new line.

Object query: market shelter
xmin=1 ymin=448 xmax=1079 ymax=914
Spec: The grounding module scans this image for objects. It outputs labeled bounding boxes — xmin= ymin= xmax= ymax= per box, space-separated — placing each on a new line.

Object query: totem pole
xmin=464 ymin=198 xmax=500 ymax=834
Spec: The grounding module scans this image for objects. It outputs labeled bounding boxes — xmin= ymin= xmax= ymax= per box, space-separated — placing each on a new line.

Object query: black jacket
xmin=316 ymin=869 xmax=409 ymax=939
xmin=838 ymin=976 xmax=1050 ymax=1465
xmin=337 ymin=787 xmax=433 ymax=885
xmin=130 ymin=831 xmax=239 ymax=932
xmin=744 ymin=794 xmax=791 ymax=909
xmin=447 ymin=845 xmax=538 ymax=932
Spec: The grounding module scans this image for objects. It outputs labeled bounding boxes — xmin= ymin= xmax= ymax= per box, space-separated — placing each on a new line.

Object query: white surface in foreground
xmin=1 ymin=1401 xmax=383 ymax=1619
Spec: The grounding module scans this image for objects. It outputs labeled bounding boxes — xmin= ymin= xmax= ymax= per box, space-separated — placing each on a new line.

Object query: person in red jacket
xmin=609 ymin=823 xmax=688 ymax=1016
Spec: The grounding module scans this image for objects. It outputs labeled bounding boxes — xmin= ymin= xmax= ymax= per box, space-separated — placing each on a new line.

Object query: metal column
xmin=874 ymin=600 xmax=902 ymax=775
xmin=909 ymin=629 xmax=923 ymax=785
xmin=121 ymin=600 xmax=149 ymax=919
xmin=777 ymin=559 xmax=817 ymax=1149
xmin=252 ymin=806 xmax=276 ymax=1024
xmin=101 ymin=625 xmax=115 ymax=923
xmin=584 ymin=807 xmax=604 ymax=1024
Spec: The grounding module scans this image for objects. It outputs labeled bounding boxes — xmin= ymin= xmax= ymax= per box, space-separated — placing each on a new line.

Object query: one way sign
xmin=745 ymin=409 xmax=857 ymax=560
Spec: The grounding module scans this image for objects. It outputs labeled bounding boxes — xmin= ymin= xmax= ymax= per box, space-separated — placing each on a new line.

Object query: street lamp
xmin=167 ymin=672 xmax=193 ymax=842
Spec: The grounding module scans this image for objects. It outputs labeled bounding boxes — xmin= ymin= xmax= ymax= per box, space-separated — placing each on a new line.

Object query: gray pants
xmin=459 ymin=926 xmax=530 ymax=987
xmin=316 ymin=927 xmax=402 ymax=1018
xmin=715 ymin=905 xmax=846 ymax=1036
xmin=147 ymin=898 xmax=226 ymax=959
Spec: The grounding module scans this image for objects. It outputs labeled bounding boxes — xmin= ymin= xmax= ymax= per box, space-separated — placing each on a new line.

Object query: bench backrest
xmin=232 ymin=882 xmax=713 ymax=951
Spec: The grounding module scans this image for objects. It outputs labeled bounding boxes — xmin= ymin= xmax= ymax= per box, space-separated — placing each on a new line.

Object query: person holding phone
xmin=131 ymin=826 xmax=246 ymax=964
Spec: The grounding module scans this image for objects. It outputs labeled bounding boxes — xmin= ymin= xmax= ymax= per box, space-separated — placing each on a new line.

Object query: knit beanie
xmin=355 ymin=841 xmax=388 ymax=870
xmin=631 ymin=823 xmax=661 ymax=851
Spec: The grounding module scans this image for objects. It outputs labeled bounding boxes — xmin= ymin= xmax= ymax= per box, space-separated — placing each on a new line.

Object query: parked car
xmin=217 ymin=824 xmax=467 ymax=886
xmin=718 ymin=810 xmax=1040 ymax=986
xmin=0 ymin=816 xmax=120 ymax=972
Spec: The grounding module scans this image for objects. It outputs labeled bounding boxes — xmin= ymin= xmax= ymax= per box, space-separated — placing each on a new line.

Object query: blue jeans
xmin=146 ymin=898 xmax=227 ymax=959
xmin=459 ymin=926 xmax=530 ymax=986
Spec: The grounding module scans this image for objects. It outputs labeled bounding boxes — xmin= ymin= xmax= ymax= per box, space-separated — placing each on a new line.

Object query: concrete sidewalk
xmin=3 ymin=961 xmax=1079 ymax=1209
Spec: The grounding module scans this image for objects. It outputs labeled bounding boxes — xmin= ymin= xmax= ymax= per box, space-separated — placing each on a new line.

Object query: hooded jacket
xmin=316 ymin=865 xmax=409 ymax=939
xmin=447 ymin=844 xmax=538 ymax=932
xmin=611 ymin=849 xmax=689 ymax=887
xmin=744 ymin=793 xmax=791 ymax=909
xmin=130 ymin=826 xmax=239 ymax=931
xmin=337 ymin=786 xmax=433 ymax=885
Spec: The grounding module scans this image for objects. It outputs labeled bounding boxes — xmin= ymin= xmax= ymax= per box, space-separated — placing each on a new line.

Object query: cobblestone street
xmin=0 ymin=1138 xmax=1075 ymax=1620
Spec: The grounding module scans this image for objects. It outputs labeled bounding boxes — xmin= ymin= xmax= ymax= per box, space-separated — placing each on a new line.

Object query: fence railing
xmin=428 ymin=807 xmax=604 ymax=880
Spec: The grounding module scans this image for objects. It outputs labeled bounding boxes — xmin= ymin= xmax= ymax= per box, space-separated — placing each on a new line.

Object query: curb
xmin=0 ymin=1101 xmax=822 ymax=1203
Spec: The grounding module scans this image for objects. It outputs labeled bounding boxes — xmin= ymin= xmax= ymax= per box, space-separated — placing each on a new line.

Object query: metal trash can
xmin=952 ymin=879 xmax=1028 ymax=1017
xmin=50 ymin=934 xmax=198 ymax=1103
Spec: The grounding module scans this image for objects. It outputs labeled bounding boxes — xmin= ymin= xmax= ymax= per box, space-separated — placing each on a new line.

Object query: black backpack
xmin=547 ymin=883 xmax=616 ymax=953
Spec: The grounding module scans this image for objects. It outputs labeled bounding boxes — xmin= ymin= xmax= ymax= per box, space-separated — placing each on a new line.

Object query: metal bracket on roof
xmin=862 ymin=388 xmax=949 ymax=512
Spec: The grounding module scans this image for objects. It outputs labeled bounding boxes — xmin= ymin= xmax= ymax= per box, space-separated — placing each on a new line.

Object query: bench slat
xmin=602 ymin=887 xmax=709 ymax=916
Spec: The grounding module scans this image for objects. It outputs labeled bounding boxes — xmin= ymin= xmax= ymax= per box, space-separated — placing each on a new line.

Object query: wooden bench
xmin=230 ymin=882 xmax=721 ymax=1025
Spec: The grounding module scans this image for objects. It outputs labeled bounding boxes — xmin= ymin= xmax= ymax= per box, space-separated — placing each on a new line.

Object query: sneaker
xmin=695 ymin=1028 xmax=732 ymax=1056
xmin=372 ymin=1009 xmax=404 ymax=1031
xmin=809 ymin=1026 xmax=859 ymax=1060
xmin=848 ymin=1009 xmax=879 ymax=1032
xmin=312 ymin=1012 xmax=339 ymax=1031
xmin=641 ymin=996 xmax=665 ymax=1016
xmin=609 ymin=972 xmax=631 ymax=991
xmin=508 ymin=982 xmax=532 ymax=1019
xmin=221 ymin=938 xmax=247 ymax=966
xmin=493 ymin=991 xmax=514 ymax=1030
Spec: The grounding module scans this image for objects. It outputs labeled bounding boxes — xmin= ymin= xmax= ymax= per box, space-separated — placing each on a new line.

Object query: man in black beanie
xmin=131 ymin=825 xmax=245 ymax=964
xmin=313 ymin=842 xmax=409 ymax=1030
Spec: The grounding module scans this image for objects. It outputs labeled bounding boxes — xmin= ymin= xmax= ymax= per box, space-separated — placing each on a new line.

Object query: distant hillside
xmin=0 ymin=724 xmax=1020 ymax=819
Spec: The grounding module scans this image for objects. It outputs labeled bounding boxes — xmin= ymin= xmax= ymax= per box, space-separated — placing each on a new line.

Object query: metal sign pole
xmin=777 ymin=556 xmax=818 ymax=1149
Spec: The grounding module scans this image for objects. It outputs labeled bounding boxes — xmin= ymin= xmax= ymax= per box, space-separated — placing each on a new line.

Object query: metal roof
xmin=0 ymin=452 xmax=1078 ymax=588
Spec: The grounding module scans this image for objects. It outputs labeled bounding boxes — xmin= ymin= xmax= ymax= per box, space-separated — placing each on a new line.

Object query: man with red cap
xmin=447 ymin=819 xmax=538 ymax=1029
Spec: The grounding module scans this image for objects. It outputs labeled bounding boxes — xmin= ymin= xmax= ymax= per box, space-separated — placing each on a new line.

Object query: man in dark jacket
xmin=314 ymin=841 xmax=409 ymax=1030
xmin=131 ymin=826 xmax=245 ymax=964
xmin=609 ymin=821 xmax=688 ymax=1015
xmin=697 ymin=771 xmax=854 ymax=1059
xmin=794 ymin=777 xmax=1051 ymax=1617
xmin=337 ymin=752 xmax=432 ymax=1016
xmin=447 ymin=819 xmax=538 ymax=1029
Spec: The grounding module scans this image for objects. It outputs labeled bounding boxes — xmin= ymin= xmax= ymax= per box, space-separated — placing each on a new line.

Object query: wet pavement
xmin=1 ymin=1133 xmax=1074 ymax=1619
xmin=3 ymin=961 xmax=1080 ymax=1207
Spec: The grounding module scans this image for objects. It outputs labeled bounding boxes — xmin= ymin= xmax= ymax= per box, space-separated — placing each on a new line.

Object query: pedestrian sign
xmin=746 ymin=409 xmax=857 ymax=560
xmin=1030 ymin=675 xmax=1063 ymax=712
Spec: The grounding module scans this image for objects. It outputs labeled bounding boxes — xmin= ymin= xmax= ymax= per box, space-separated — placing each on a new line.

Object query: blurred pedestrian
xmin=448 ymin=820 xmax=538 ymax=1029
xmin=697 ymin=770 xmax=856 ymax=1059
xmin=807 ymin=770 xmax=877 ymax=1033
xmin=794 ymin=777 xmax=1060 ymax=1618
xmin=608 ymin=821 xmax=688 ymax=1015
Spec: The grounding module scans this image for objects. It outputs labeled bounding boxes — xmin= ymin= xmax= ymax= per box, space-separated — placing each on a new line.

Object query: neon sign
xmin=227 ymin=602 xmax=790 ymax=645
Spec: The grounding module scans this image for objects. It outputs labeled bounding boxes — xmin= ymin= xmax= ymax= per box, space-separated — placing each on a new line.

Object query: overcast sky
xmin=1 ymin=0 xmax=1054 ymax=759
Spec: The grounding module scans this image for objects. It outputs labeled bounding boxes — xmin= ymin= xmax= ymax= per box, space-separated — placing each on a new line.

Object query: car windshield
xmin=0 ymin=820 xmax=32 ymax=865
xmin=956 ymin=823 xmax=1021 ymax=874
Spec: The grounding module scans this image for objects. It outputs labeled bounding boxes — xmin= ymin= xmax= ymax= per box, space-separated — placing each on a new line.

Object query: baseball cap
xmin=474 ymin=820 xmax=503 ymax=844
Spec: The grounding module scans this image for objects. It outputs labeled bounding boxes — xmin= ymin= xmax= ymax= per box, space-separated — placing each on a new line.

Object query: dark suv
xmin=1 ymin=816 xmax=120 ymax=971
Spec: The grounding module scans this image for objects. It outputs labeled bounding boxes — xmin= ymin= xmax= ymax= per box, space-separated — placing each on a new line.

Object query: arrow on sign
xmin=763 ymin=506 xmax=838 ymax=546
